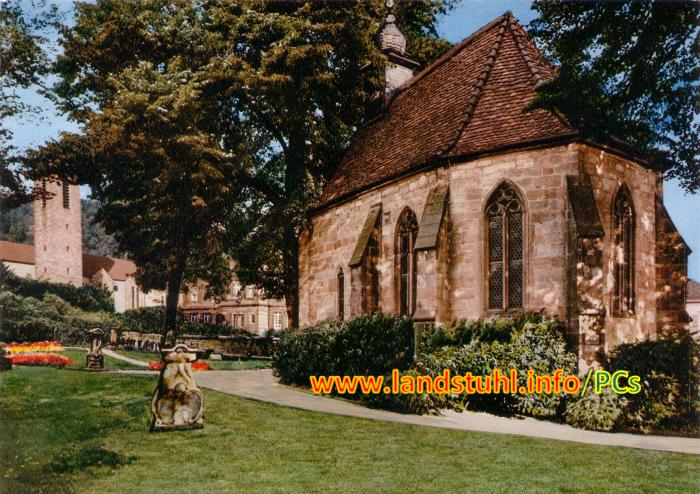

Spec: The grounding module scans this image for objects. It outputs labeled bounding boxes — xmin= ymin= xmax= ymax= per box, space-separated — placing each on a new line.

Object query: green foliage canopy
xmin=28 ymin=0 xmax=455 ymax=329
xmin=529 ymin=1 xmax=699 ymax=192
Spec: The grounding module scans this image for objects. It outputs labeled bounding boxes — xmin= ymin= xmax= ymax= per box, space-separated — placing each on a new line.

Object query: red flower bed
xmin=9 ymin=354 xmax=72 ymax=367
xmin=148 ymin=361 xmax=210 ymax=371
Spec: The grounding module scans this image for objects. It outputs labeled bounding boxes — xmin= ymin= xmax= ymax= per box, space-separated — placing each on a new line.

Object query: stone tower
xmin=34 ymin=178 xmax=83 ymax=286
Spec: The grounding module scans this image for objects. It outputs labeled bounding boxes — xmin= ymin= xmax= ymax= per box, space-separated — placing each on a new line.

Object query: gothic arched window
xmin=396 ymin=208 xmax=418 ymax=316
xmin=612 ymin=186 xmax=635 ymax=315
xmin=362 ymin=223 xmax=381 ymax=314
xmin=486 ymin=183 xmax=524 ymax=311
xmin=337 ymin=267 xmax=345 ymax=320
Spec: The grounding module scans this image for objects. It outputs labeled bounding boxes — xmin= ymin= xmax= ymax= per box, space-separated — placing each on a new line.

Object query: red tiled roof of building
xmin=82 ymin=253 xmax=136 ymax=282
xmin=320 ymin=12 xmax=576 ymax=207
xmin=0 ymin=240 xmax=136 ymax=282
xmin=0 ymin=241 xmax=35 ymax=265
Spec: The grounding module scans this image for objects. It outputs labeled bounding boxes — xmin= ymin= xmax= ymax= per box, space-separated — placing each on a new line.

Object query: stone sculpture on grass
xmin=150 ymin=344 xmax=204 ymax=431
xmin=85 ymin=327 xmax=105 ymax=371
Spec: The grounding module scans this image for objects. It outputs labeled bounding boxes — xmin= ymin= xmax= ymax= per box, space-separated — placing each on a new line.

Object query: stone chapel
xmin=297 ymin=11 xmax=691 ymax=368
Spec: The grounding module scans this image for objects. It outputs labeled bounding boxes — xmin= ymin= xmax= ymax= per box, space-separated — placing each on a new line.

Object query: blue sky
xmin=6 ymin=0 xmax=699 ymax=279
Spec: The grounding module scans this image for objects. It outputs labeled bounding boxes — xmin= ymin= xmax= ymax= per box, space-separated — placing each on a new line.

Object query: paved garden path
xmin=103 ymin=349 xmax=151 ymax=367
xmin=194 ymin=369 xmax=700 ymax=455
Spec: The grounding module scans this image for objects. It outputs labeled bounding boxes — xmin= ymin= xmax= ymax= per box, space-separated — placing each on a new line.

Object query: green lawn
xmin=112 ymin=349 xmax=271 ymax=371
xmin=1 ymin=367 xmax=698 ymax=494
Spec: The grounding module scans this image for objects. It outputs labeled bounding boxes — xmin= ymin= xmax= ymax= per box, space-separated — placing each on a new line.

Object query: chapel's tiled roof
xmin=320 ymin=12 xmax=576 ymax=207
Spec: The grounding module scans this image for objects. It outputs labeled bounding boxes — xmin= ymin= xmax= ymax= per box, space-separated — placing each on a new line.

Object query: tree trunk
xmin=283 ymin=133 xmax=305 ymax=330
xmin=283 ymin=229 xmax=300 ymax=329
xmin=162 ymin=268 xmax=184 ymax=347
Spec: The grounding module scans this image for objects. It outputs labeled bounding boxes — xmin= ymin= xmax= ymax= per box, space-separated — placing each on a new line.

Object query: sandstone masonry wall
xmin=299 ymin=141 xmax=662 ymax=356
xmin=580 ymin=146 xmax=660 ymax=350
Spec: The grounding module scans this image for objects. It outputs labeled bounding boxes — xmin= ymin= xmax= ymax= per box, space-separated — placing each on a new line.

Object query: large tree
xmin=529 ymin=1 xmax=699 ymax=192
xmin=35 ymin=0 xmax=454 ymax=329
xmin=197 ymin=1 xmax=455 ymax=328
xmin=27 ymin=48 xmax=246 ymax=343
xmin=0 ymin=0 xmax=53 ymax=209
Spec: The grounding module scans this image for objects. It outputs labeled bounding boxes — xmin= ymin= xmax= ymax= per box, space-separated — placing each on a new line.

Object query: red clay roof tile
xmin=320 ymin=13 xmax=575 ymax=207
xmin=0 ymin=241 xmax=34 ymax=265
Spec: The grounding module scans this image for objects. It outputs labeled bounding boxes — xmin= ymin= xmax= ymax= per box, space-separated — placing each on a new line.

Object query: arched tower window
xmin=396 ymin=208 xmax=418 ymax=316
xmin=62 ymin=181 xmax=70 ymax=208
xmin=485 ymin=183 xmax=524 ymax=311
xmin=612 ymin=186 xmax=635 ymax=315
xmin=362 ymin=223 xmax=381 ymax=314
xmin=337 ymin=267 xmax=345 ymax=320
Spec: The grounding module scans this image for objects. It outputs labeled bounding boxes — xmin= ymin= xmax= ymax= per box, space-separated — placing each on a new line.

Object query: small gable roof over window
xmin=320 ymin=12 xmax=576 ymax=207
xmin=566 ymin=175 xmax=604 ymax=238
xmin=415 ymin=185 xmax=449 ymax=251
xmin=349 ymin=204 xmax=381 ymax=267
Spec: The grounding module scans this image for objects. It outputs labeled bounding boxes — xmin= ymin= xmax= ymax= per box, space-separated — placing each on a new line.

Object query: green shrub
xmin=335 ymin=314 xmax=414 ymax=377
xmin=0 ymin=290 xmax=121 ymax=344
xmin=119 ymin=307 xmax=177 ymax=333
xmin=617 ymin=371 xmax=680 ymax=433
xmin=609 ymin=336 xmax=699 ymax=433
xmin=565 ymin=387 xmax=625 ymax=431
xmin=360 ymin=369 xmax=458 ymax=415
xmin=273 ymin=319 xmax=339 ymax=385
xmin=273 ymin=314 xmax=414 ymax=388
xmin=417 ymin=316 xmax=576 ymax=418
xmin=1 ymin=264 xmax=114 ymax=312
xmin=419 ymin=311 xmax=555 ymax=353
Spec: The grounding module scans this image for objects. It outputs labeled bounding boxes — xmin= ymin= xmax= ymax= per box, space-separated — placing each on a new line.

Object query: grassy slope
xmin=1 ymin=368 xmax=698 ymax=494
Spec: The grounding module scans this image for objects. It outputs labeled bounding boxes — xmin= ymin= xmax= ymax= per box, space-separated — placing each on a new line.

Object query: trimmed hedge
xmin=119 ymin=307 xmax=176 ymax=333
xmin=1 ymin=265 xmax=114 ymax=313
xmin=273 ymin=314 xmax=414 ymax=387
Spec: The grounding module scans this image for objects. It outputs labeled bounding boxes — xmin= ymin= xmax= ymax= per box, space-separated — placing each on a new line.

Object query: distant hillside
xmin=0 ymin=199 xmax=120 ymax=257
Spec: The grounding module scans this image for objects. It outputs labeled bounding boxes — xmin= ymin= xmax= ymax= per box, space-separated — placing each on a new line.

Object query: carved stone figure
xmin=85 ymin=327 xmax=105 ymax=371
xmin=150 ymin=344 xmax=204 ymax=431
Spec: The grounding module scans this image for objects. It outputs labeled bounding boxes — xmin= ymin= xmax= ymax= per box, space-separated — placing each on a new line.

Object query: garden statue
xmin=150 ymin=344 xmax=204 ymax=431
xmin=85 ymin=327 xmax=105 ymax=371
xmin=0 ymin=343 xmax=12 ymax=371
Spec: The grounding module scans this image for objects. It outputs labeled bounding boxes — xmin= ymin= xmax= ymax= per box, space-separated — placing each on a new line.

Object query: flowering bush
xmin=6 ymin=341 xmax=64 ymax=354
xmin=9 ymin=354 xmax=72 ymax=367
xmin=148 ymin=360 xmax=210 ymax=371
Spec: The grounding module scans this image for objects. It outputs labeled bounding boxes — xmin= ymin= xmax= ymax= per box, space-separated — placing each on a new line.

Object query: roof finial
xmin=378 ymin=0 xmax=406 ymax=56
